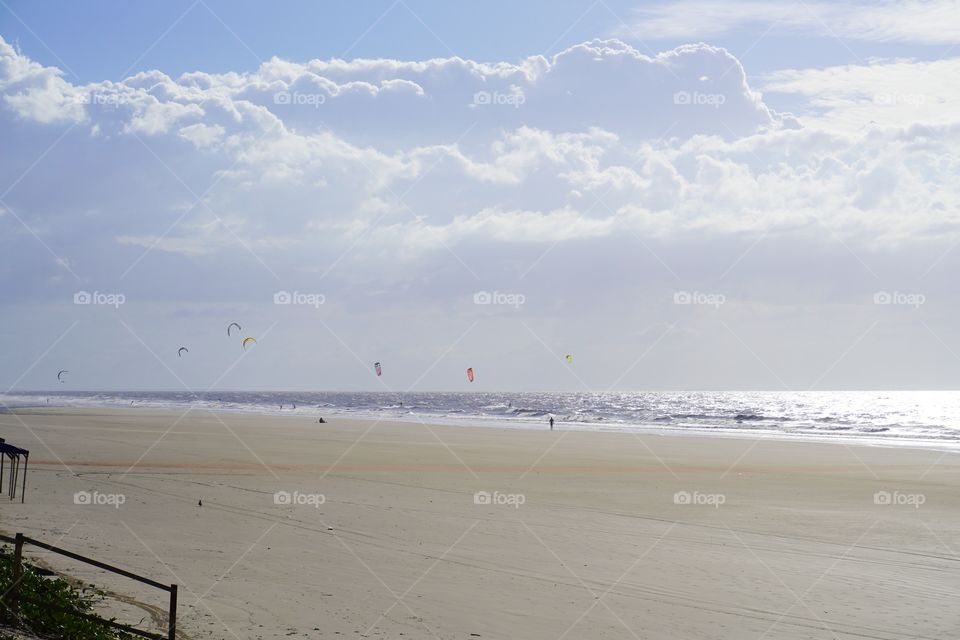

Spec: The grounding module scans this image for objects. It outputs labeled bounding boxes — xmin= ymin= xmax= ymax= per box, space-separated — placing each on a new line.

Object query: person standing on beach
xmin=549 ymin=416 xmax=554 ymax=430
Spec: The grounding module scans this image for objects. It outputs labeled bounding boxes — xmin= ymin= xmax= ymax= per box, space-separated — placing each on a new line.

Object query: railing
xmin=0 ymin=532 xmax=177 ymax=640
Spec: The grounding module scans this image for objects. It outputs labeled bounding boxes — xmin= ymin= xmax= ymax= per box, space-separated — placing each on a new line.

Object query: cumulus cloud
xmin=178 ymin=122 xmax=226 ymax=148
xmin=3 ymin=33 xmax=960 ymax=390
xmin=0 ymin=38 xmax=85 ymax=124
xmin=1 ymin=33 xmax=959 ymax=275
xmin=0 ymin=36 xmax=788 ymax=143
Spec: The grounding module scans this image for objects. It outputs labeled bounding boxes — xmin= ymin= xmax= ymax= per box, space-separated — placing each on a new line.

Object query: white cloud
xmin=620 ymin=0 xmax=960 ymax=44
xmin=430 ymin=206 xmax=617 ymax=244
xmin=3 ymin=34 xmax=960 ymax=390
xmin=178 ymin=122 xmax=226 ymax=148
xmin=0 ymin=38 xmax=85 ymax=124
xmin=0 ymin=36 xmax=789 ymax=143
xmin=761 ymin=57 xmax=960 ymax=131
xmin=115 ymin=234 xmax=221 ymax=256
xmin=2 ymin=32 xmax=958 ymax=269
xmin=125 ymin=99 xmax=205 ymax=135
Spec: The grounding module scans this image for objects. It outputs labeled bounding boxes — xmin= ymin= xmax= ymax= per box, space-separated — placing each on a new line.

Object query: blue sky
xmin=2 ymin=2 xmax=960 ymax=391
xmin=3 ymin=0 xmax=953 ymax=80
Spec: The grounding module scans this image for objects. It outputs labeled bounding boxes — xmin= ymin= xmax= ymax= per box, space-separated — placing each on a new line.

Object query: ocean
xmin=3 ymin=390 xmax=960 ymax=447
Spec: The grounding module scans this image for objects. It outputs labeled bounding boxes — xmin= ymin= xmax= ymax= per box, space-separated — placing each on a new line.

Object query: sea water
xmin=4 ymin=390 xmax=960 ymax=447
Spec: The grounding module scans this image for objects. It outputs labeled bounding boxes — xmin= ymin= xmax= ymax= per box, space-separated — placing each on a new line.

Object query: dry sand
xmin=1 ymin=407 xmax=958 ymax=639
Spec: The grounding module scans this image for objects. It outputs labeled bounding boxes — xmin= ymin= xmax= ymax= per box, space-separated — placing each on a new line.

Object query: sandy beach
xmin=1 ymin=407 xmax=958 ymax=639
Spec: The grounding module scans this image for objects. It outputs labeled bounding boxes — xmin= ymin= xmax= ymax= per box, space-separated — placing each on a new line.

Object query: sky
xmin=1 ymin=0 xmax=959 ymax=392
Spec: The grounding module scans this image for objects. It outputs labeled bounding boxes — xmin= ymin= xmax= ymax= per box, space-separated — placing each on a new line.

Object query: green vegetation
xmin=0 ymin=548 xmax=134 ymax=640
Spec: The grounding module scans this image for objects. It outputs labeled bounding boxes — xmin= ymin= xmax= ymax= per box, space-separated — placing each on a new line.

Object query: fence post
xmin=0 ymin=535 xmax=6 ymax=622
xmin=9 ymin=532 xmax=24 ymax=619
xmin=20 ymin=453 xmax=27 ymax=503
xmin=168 ymin=583 xmax=177 ymax=640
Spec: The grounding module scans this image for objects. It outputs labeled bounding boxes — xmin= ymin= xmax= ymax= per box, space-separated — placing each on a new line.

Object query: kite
xmin=57 ymin=370 xmax=68 ymax=383
xmin=466 ymin=367 xmax=475 ymax=383
xmin=242 ymin=337 xmax=257 ymax=350
xmin=227 ymin=322 xmax=242 ymax=337
xmin=374 ymin=362 xmax=382 ymax=376
xmin=565 ymin=354 xmax=573 ymax=363
xmin=178 ymin=347 xmax=189 ymax=358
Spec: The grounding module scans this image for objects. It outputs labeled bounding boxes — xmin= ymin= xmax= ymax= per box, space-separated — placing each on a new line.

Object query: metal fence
xmin=0 ymin=532 xmax=177 ymax=640
xmin=0 ymin=438 xmax=29 ymax=503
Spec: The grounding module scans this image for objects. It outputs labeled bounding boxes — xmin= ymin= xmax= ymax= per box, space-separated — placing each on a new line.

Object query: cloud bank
xmin=2 ymin=35 xmax=959 ymax=390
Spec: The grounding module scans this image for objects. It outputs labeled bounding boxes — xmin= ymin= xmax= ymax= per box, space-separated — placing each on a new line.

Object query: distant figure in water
xmin=549 ymin=417 xmax=554 ymax=431
xmin=317 ymin=417 xmax=326 ymax=424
